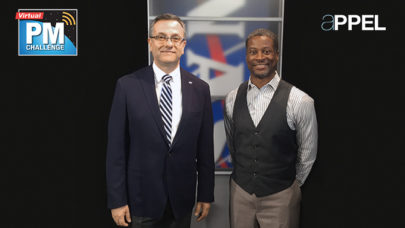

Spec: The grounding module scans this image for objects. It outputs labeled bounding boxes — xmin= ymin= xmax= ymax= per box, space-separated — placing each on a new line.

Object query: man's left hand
xmin=194 ymin=202 xmax=211 ymax=222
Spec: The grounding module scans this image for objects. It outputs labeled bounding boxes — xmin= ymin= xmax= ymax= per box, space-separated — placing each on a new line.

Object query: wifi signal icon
xmin=62 ymin=12 xmax=76 ymax=26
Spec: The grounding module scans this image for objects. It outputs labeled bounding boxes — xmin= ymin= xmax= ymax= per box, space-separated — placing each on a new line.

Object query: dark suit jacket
xmin=106 ymin=65 xmax=215 ymax=219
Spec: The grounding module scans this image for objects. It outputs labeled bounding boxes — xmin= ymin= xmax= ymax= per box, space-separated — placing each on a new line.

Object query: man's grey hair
xmin=245 ymin=28 xmax=279 ymax=52
xmin=149 ymin=13 xmax=186 ymax=38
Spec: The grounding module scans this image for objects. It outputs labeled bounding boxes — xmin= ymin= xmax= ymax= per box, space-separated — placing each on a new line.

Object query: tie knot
xmin=162 ymin=74 xmax=172 ymax=84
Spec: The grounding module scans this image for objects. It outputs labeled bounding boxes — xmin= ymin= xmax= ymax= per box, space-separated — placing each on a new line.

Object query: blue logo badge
xmin=17 ymin=9 xmax=78 ymax=56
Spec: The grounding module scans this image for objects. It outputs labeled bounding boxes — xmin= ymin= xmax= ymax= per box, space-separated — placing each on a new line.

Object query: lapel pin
xmin=188 ymin=81 xmax=193 ymax=84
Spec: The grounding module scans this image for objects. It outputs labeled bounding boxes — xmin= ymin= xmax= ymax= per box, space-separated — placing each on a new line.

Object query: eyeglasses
xmin=150 ymin=35 xmax=185 ymax=44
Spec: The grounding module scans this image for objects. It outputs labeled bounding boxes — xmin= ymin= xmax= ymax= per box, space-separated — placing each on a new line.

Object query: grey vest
xmin=231 ymin=80 xmax=298 ymax=197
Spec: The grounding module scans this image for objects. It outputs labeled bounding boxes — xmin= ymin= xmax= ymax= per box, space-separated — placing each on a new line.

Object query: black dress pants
xmin=130 ymin=203 xmax=191 ymax=228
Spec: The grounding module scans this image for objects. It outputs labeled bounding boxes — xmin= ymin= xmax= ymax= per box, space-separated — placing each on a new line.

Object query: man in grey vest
xmin=224 ymin=28 xmax=318 ymax=228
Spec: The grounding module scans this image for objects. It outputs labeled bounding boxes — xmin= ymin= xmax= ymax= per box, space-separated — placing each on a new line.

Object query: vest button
xmin=253 ymin=172 xmax=257 ymax=176
xmin=254 ymin=131 xmax=259 ymax=135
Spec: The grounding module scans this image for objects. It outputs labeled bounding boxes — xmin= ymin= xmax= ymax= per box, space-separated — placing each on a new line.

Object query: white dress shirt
xmin=153 ymin=63 xmax=182 ymax=142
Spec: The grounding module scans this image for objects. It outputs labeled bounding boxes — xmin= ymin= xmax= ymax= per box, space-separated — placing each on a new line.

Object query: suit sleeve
xmin=106 ymin=79 xmax=129 ymax=209
xmin=196 ymin=84 xmax=215 ymax=203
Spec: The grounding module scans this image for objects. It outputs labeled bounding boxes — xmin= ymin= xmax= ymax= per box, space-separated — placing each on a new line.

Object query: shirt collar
xmin=248 ymin=72 xmax=280 ymax=91
xmin=152 ymin=62 xmax=181 ymax=83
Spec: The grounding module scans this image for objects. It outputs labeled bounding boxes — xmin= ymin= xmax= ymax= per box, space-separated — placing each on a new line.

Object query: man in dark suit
xmin=106 ymin=13 xmax=215 ymax=228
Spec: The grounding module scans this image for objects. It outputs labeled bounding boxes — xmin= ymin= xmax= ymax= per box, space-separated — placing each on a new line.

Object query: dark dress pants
xmin=130 ymin=203 xmax=191 ymax=228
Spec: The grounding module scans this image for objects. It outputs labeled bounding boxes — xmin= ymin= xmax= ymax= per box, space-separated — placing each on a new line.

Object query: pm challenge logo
xmin=16 ymin=9 xmax=78 ymax=56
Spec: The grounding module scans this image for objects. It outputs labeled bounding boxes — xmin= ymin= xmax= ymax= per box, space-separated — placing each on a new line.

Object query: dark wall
xmin=4 ymin=0 xmax=403 ymax=227
xmin=283 ymin=1 xmax=404 ymax=227
xmin=5 ymin=1 xmax=148 ymax=227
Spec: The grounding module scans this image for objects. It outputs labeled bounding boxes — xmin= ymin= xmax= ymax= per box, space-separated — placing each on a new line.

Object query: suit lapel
xmin=171 ymin=68 xmax=193 ymax=148
xmin=139 ymin=66 xmax=168 ymax=145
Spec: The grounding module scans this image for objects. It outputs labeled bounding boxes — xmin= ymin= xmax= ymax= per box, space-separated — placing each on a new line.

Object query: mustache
xmin=251 ymin=60 xmax=270 ymax=66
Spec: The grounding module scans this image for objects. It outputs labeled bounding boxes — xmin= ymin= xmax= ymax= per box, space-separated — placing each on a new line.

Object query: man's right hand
xmin=111 ymin=205 xmax=131 ymax=227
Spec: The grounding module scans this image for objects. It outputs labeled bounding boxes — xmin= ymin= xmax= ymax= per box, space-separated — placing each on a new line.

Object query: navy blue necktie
xmin=160 ymin=74 xmax=172 ymax=145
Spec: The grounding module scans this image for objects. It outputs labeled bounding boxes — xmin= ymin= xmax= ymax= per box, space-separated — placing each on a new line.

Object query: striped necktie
xmin=160 ymin=74 xmax=172 ymax=145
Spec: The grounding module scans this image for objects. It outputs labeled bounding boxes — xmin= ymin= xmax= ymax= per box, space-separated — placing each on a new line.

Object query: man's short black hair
xmin=245 ymin=28 xmax=279 ymax=52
